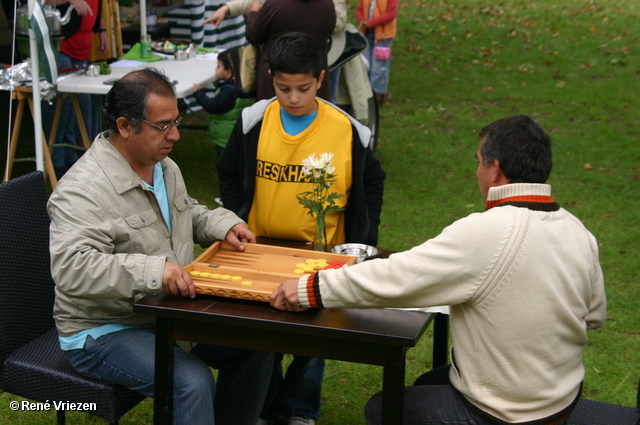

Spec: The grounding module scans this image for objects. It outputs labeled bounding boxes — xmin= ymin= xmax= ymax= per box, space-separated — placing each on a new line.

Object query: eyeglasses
xmin=135 ymin=116 xmax=183 ymax=134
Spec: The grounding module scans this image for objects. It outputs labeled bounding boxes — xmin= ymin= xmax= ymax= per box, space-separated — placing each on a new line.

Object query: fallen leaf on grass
xmin=551 ymin=69 xmax=563 ymax=78
xmin=604 ymin=213 xmax=613 ymax=217
xmin=556 ymin=81 xmax=566 ymax=88
xmin=479 ymin=47 xmax=497 ymax=56
xmin=584 ymin=163 xmax=592 ymax=170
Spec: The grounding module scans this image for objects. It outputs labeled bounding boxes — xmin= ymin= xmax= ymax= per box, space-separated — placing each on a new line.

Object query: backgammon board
xmin=185 ymin=242 xmax=357 ymax=302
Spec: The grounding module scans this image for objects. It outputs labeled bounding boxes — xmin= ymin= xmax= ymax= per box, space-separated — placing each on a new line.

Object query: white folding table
xmin=55 ymin=55 xmax=219 ymax=147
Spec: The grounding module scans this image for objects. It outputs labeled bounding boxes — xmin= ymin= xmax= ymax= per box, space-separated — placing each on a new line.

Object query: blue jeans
xmin=362 ymin=33 xmax=392 ymax=95
xmin=261 ymin=354 xmax=325 ymax=420
xmin=67 ymin=328 xmax=274 ymax=425
xmin=365 ymin=366 xmax=570 ymax=425
xmin=41 ymin=52 xmax=97 ymax=170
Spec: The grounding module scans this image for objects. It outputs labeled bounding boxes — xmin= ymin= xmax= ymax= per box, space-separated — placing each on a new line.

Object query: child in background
xmin=193 ymin=50 xmax=254 ymax=159
xmin=357 ymin=0 xmax=398 ymax=105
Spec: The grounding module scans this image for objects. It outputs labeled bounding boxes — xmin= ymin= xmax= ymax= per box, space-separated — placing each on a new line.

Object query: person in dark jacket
xmin=245 ymin=0 xmax=336 ymax=101
xmin=218 ymin=32 xmax=384 ymax=247
xmin=217 ymin=33 xmax=384 ymax=425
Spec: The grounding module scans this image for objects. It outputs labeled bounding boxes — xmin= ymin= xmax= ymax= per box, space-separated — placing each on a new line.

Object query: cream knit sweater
xmin=298 ymin=183 xmax=606 ymax=423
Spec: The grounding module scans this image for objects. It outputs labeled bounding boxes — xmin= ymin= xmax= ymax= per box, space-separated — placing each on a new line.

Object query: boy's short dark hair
xmin=269 ymin=32 xmax=323 ymax=78
xmin=218 ymin=50 xmax=233 ymax=74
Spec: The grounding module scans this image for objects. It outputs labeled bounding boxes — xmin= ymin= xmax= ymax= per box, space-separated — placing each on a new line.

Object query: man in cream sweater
xmin=270 ymin=115 xmax=606 ymax=425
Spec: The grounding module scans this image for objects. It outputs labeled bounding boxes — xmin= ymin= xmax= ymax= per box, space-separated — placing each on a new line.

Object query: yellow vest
xmin=248 ymin=101 xmax=353 ymax=245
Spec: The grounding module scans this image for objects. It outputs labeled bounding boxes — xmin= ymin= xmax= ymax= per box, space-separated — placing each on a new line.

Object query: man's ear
xmin=492 ymin=159 xmax=508 ymax=185
xmin=116 ymin=117 xmax=133 ymax=139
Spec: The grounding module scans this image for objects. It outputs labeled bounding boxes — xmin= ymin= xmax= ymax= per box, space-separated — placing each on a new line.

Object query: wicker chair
xmin=0 ymin=171 xmax=146 ymax=425
xmin=568 ymin=380 xmax=639 ymax=425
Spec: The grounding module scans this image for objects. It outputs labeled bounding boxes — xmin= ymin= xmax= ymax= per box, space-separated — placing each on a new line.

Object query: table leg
xmin=154 ymin=316 xmax=174 ymax=425
xmin=432 ymin=313 xmax=449 ymax=368
xmin=70 ymin=93 xmax=92 ymax=149
xmin=48 ymin=96 xmax=63 ymax=153
xmin=26 ymin=97 xmax=58 ymax=188
xmin=381 ymin=347 xmax=406 ymax=425
xmin=3 ymin=98 xmax=25 ymax=182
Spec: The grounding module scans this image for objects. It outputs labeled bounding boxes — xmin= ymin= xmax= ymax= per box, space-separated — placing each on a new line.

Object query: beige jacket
xmin=48 ymin=132 xmax=245 ymax=337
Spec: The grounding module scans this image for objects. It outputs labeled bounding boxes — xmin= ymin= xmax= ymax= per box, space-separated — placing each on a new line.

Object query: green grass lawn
xmin=1 ymin=0 xmax=638 ymax=423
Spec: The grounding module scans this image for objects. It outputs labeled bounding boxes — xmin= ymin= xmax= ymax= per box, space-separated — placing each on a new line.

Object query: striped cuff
xmin=298 ymin=272 xmax=323 ymax=308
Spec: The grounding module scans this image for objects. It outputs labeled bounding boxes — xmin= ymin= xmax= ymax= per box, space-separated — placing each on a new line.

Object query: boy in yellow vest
xmin=217 ymin=32 xmax=385 ymax=425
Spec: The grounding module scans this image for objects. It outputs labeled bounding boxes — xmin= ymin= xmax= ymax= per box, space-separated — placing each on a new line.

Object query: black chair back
xmin=568 ymin=380 xmax=639 ymax=424
xmin=0 ymin=171 xmax=55 ymax=380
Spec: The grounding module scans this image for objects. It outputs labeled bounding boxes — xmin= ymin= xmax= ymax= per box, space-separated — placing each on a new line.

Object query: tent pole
xmin=28 ymin=0 xmax=44 ymax=173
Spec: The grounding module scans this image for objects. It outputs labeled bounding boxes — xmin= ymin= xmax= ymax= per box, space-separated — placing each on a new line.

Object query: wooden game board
xmin=184 ymin=242 xmax=357 ymax=302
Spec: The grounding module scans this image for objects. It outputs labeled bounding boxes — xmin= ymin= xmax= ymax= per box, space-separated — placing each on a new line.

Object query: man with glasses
xmin=47 ymin=68 xmax=274 ymax=425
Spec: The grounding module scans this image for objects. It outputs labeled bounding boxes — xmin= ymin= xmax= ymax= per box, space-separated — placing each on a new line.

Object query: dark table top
xmin=135 ymin=293 xmax=432 ymax=349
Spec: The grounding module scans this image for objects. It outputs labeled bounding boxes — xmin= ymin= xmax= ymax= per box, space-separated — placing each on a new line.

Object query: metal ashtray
xmin=86 ymin=64 xmax=100 ymax=77
xmin=331 ymin=243 xmax=379 ymax=263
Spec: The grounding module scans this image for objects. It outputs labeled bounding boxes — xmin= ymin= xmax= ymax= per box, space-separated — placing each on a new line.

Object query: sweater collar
xmin=485 ymin=183 xmax=559 ymax=211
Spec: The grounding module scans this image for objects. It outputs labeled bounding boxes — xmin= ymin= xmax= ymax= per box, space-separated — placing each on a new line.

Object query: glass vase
xmin=312 ymin=212 xmax=328 ymax=252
